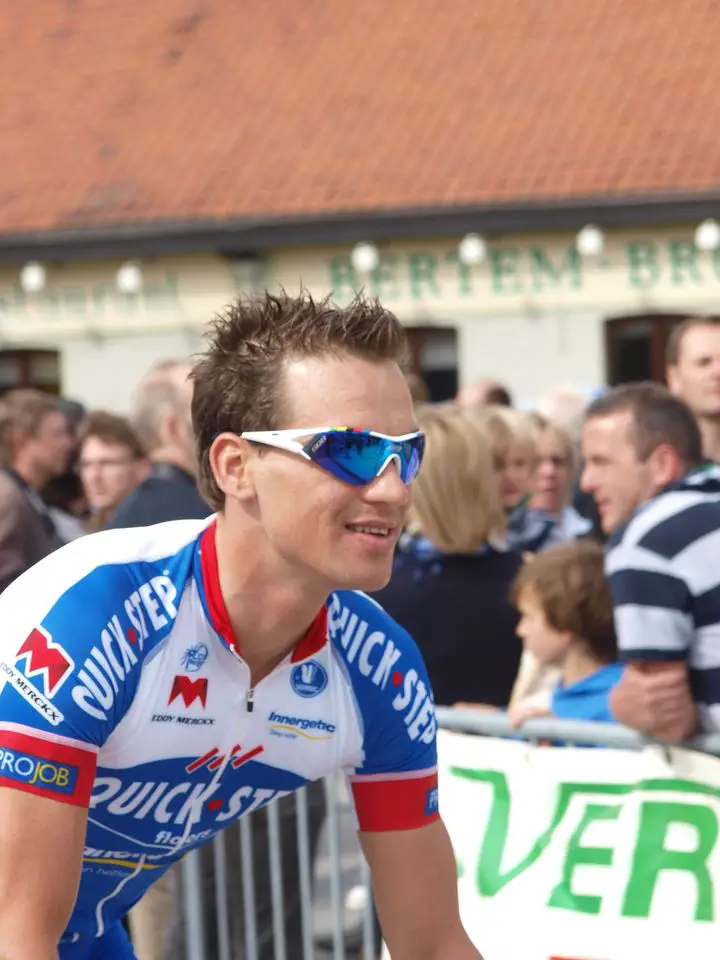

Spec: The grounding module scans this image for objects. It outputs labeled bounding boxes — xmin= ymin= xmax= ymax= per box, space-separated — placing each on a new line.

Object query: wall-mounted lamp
xmin=350 ymin=243 xmax=380 ymax=275
xmin=575 ymin=225 xmax=604 ymax=258
xmin=19 ymin=261 xmax=47 ymax=293
xmin=457 ymin=233 xmax=487 ymax=266
xmin=695 ymin=219 xmax=720 ymax=252
xmin=116 ymin=261 xmax=143 ymax=294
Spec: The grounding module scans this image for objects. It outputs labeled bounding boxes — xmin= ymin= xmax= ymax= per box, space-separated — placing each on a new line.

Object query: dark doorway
xmin=604 ymin=314 xmax=689 ymax=386
xmin=0 ymin=349 xmax=61 ymax=396
xmin=404 ymin=327 xmax=458 ymax=402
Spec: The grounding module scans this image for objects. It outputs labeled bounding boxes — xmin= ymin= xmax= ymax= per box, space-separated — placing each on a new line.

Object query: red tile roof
xmin=2 ymin=0 xmax=720 ymax=236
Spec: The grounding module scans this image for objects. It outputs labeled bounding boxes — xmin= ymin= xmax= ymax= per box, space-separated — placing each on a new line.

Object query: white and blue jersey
xmin=0 ymin=517 xmax=439 ymax=945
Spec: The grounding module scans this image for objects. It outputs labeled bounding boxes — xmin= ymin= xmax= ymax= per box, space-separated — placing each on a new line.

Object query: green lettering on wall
xmin=622 ymin=801 xmax=718 ymax=921
xmin=0 ymin=285 xmax=26 ymax=316
xmin=444 ymin=251 xmax=473 ymax=297
xmin=490 ymin=249 xmax=522 ymax=295
xmin=328 ymin=256 xmax=358 ymax=303
xmin=547 ymin=802 xmax=621 ymax=914
xmin=409 ymin=253 xmax=440 ymax=299
xmin=626 ymin=241 xmax=660 ymax=289
xmin=144 ymin=272 xmax=180 ymax=309
xmin=91 ymin=283 xmax=115 ymax=312
xmin=60 ymin=287 xmax=88 ymax=315
xmin=529 ymin=245 xmax=582 ymax=291
xmin=668 ymin=240 xmax=702 ymax=286
xmin=371 ymin=255 xmax=401 ymax=300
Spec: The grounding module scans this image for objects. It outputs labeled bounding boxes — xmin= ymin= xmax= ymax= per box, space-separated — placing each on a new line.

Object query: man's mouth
xmin=346 ymin=524 xmax=393 ymax=538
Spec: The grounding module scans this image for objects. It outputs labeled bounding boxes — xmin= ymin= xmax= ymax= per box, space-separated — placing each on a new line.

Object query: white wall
xmin=61 ymin=330 xmax=205 ymax=412
xmin=458 ymin=310 xmax=605 ymax=405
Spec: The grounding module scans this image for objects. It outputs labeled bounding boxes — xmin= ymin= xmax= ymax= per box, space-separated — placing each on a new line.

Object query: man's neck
xmin=560 ymin=644 xmax=605 ymax=688
xmin=698 ymin=417 xmax=720 ymax=463
xmin=213 ymin=514 xmax=329 ymax=685
xmin=11 ymin=458 xmax=47 ymax=492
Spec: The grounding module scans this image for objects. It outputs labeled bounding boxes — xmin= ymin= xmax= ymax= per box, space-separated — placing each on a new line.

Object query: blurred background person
xmin=40 ymin=396 xmax=88 ymax=543
xmin=77 ymin=411 xmax=149 ymax=531
xmin=536 ymin=383 xmax=590 ymax=439
xmin=107 ymin=358 xmax=211 ymax=529
xmin=666 ymin=315 xmax=720 ymax=463
xmin=455 ymin=378 xmax=513 ymax=409
xmin=524 ymin=412 xmax=593 ymax=540
xmin=0 ymin=388 xmax=73 ymax=591
xmin=472 ymin=406 xmax=563 ymax=554
xmin=373 ymin=404 xmax=523 ymax=708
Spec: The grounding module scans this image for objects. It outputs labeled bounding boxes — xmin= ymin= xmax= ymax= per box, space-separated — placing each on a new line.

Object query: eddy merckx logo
xmin=268 ymin=711 xmax=336 ymax=740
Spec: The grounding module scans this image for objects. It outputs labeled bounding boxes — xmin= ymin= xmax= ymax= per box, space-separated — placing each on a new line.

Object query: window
xmin=604 ymin=315 xmax=687 ymax=386
xmin=404 ymin=327 xmax=458 ymax=402
xmin=0 ymin=349 xmax=61 ymax=396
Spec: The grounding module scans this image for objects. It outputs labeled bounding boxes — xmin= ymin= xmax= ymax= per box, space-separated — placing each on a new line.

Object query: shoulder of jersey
xmin=327 ymin=589 xmax=425 ymax=692
xmin=0 ymin=517 xmax=212 ymax=660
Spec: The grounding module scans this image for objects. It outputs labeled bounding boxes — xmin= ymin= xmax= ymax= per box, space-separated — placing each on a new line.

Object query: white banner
xmin=438 ymin=731 xmax=720 ymax=960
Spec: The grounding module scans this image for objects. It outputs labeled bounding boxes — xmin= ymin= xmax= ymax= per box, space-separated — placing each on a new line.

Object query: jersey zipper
xmin=246 ymin=687 xmax=255 ymax=713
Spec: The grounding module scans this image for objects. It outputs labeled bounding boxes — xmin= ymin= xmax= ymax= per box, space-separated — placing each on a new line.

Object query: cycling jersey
xmin=0 ymin=517 xmax=439 ymax=947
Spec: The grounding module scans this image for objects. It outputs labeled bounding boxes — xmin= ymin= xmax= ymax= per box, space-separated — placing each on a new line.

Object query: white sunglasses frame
xmin=239 ymin=426 xmax=425 ymax=482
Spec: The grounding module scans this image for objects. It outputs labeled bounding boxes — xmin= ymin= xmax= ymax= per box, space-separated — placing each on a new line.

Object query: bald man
xmin=107 ymin=359 xmax=211 ymax=529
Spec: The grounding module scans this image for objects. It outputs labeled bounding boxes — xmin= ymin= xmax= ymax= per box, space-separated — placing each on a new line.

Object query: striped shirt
xmin=606 ymin=466 xmax=720 ymax=732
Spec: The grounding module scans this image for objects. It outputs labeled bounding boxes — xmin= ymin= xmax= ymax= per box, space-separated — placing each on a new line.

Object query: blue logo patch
xmin=182 ymin=643 xmax=209 ymax=673
xmin=0 ymin=747 xmax=78 ymax=795
xmin=425 ymin=786 xmax=439 ymax=816
xmin=290 ymin=661 xmax=328 ymax=698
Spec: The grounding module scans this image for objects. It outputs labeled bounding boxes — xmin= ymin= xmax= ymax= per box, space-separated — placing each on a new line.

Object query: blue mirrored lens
xmin=304 ymin=431 xmax=424 ymax=486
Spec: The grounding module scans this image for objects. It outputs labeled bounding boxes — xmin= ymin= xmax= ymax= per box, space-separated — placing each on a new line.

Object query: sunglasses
xmin=239 ymin=426 xmax=426 ymax=487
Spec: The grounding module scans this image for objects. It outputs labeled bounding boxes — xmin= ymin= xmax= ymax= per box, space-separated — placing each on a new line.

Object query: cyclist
xmin=0 ymin=292 xmax=482 ymax=960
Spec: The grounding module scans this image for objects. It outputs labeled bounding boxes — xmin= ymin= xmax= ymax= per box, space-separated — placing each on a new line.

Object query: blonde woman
xmin=468 ymin=406 xmax=565 ymax=553
xmin=372 ymin=404 xmax=523 ymax=708
xmin=523 ymin=411 xmax=592 ymax=540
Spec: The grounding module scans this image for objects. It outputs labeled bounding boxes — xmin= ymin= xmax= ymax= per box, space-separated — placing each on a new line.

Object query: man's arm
xmin=610 ymin=661 xmax=698 ymax=741
xmin=361 ymin=820 xmax=482 ymax=960
xmin=606 ymin=536 xmax=698 ymax=741
xmin=0 ymin=484 xmax=30 ymax=591
xmin=0 ymin=788 xmax=88 ymax=958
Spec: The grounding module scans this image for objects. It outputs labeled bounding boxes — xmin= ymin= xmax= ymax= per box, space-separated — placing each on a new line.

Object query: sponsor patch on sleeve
xmin=0 ymin=724 xmax=97 ymax=806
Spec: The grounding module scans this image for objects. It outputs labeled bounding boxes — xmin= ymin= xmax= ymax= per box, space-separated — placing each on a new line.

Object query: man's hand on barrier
xmin=610 ymin=662 xmax=698 ymax=742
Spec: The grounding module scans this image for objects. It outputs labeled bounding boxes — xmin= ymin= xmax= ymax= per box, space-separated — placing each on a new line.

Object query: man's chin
xmin=333 ymin=564 xmax=393 ymax=595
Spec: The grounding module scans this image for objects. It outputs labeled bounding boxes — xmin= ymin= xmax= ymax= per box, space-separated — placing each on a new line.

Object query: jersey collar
xmin=196 ymin=520 xmax=328 ymax=663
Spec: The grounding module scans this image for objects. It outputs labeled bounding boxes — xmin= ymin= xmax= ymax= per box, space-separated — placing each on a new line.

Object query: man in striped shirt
xmin=581 ymin=382 xmax=720 ymax=739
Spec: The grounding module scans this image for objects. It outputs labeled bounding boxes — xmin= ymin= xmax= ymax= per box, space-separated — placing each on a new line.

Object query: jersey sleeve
xmin=330 ymin=591 xmax=439 ymax=833
xmin=0 ymin=551 xmax=175 ymax=808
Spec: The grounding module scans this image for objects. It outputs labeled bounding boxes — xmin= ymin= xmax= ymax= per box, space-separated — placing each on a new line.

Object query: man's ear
xmin=647 ymin=442 xmax=684 ymax=489
xmin=209 ymin=433 xmax=256 ymax=503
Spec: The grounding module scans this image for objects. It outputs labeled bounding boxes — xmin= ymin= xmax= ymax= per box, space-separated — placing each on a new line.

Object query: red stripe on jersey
xmin=200 ymin=521 xmax=328 ymax=661
xmin=0 ymin=728 xmax=96 ymax=807
xmin=351 ymin=772 xmax=440 ymax=832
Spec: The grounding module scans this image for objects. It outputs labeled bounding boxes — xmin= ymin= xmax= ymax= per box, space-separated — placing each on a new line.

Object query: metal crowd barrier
xmin=435 ymin=705 xmax=720 ymax=754
xmin=180 ymin=775 xmax=378 ymax=960
xmin=177 ymin=709 xmax=720 ymax=960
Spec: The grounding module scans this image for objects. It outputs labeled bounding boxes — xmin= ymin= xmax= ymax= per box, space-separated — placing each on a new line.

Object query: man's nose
xmin=579 ymin=463 xmax=594 ymax=493
xmin=364 ymin=459 xmax=410 ymax=506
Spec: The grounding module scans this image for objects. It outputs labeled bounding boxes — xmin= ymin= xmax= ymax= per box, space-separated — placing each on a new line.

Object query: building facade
xmin=1 ymin=227 xmax=718 ymax=410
